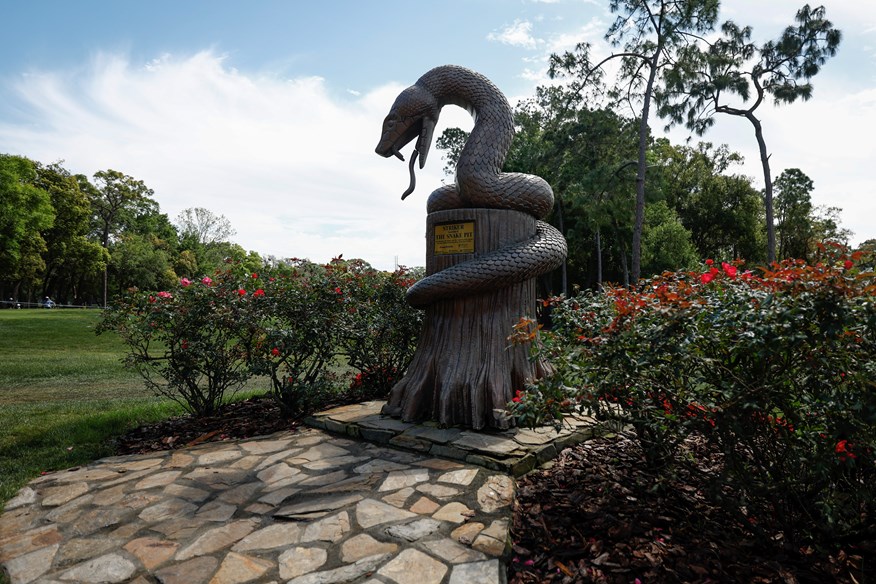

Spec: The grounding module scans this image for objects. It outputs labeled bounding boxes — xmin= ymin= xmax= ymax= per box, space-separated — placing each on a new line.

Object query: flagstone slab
xmin=378 ymin=468 xmax=430 ymax=492
xmin=352 ymin=459 xmax=410 ymax=474
xmin=183 ymin=467 xmax=251 ymax=487
xmin=297 ymin=470 xmax=351 ymax=488
xmin=448 ymin=559 xmax=502 ymax=584
xmin=239 ymin=437 xmax=295 ymax=455
xmin=70 ymin=507 xmax=133 ymax=536
xmin=197 ymin=449 xmax=243 ymax=466
xmin=278 ymin=546 xmax=328 ymax=579
xmin=210 ymin=551 xmax=273 ymax=584
xmin=377 ymin=548 xmax=447 ymax=584
xmin=228 ymin=455 xmax=263 ymax=470
xmin=5 ymin=487 xmax=37 ymax=510
xmin=300 ymin=511 xmax=351 ymax=543
xmin=57 ymin=536 xmax=121 ymax=565
xmin=164 ymin=483 xmax=212 ymax=503
xmin=41 ymin=482 xmax=89 ymax=507
xmin=0 ymin=525 xmax=63 ymax=563
xmin=297 ymin=444 xmax=351 ymax=462
xmin=274 ymin=493 xmax=362 ymax=520
xmin=384 ymin=518 xmax=442 ymax=542
xmin=124 ymin=537 xmax=179 ymax=570
xmin=437 ymin=468 xmax=480 ymax=486
xmin=154 ymin=555 xmax=219 ymax=584
xmin=410 ymin=496 xmax=440 ymax=515
xmin=255 ymin=462 xmax=299 ymax=484
xmin=175 ymin=519 xmax=260 ymax=560
xmin=432 ymin=502 xmax=473 ymax=524
xmin=355 ymin=499 xmax=416 ymax=529
xmin=450 ymin=522 xmax=485 ymax=545
xmin=341 ymin=533 xmax=399 ymax=562
xmin=381 ymin=486 xmax=415 ymax=508
xmin=477 ymin=474 xmax=515 ymax=513
xmin=416 ymin=483 xmax=460 ymax=500
xmin=134 ymin=470 xmax=183 ymax=490
xmin=139 ymin=497 xmax=198 ymax=523
xmin=307 ymin=400 xmax=597 ymax=477
xmin=58 ymin=553 xmax=136 ymax=583
xmin=302 ymin=455 xmax=368 ymax=471
xmin=285 ymin=552 xmax=391 ymax=584
xmin=421 ymin=537 xmax=488 ymax=564
xmin=2 ymin=543 xmax=58 ymax=584
xmin=196 ymin=501 xmax=237 ymax=522
xmin=232 ymin=523 xmax=302 ymax=552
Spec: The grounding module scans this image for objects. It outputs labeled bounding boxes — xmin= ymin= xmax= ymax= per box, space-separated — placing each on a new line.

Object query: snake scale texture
xmin=376 ymin=65 xmax=567 ymax=307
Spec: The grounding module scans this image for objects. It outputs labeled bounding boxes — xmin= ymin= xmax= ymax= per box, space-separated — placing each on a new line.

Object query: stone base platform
xmin=304 ymin=401 xmax=598 ymax=477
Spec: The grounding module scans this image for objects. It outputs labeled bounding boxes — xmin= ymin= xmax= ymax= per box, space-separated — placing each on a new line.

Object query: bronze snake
xmin=376 ymin=65 xmax=567 ymax=307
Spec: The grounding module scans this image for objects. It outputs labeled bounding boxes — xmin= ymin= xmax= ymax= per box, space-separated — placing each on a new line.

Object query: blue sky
xmin=2 ymin=1 xmax=874 ymax=270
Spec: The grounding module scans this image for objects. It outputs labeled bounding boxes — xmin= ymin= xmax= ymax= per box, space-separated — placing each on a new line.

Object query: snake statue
xmin=376 ymin=65 xmax=567 ymax=308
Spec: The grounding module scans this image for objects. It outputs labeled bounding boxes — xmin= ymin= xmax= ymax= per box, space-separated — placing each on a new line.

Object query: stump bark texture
xmin=382 ymin=208 xmax=550 ymax=430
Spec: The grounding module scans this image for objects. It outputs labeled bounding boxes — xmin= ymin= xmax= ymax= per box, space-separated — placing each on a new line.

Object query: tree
xmin=658 ymin=4 xmax=841 ymax=263
xmin=774 ymin=167 xmax=815 ymax=259
xmin=175 ymin=207 xmax=235 ymax=247
xmin=651 ymin=140 xmax=765 ymax=262
xmin=773 ymin=167 xmax=850 ymax=261
xmin=641 ymin=200 xmax=699 ymax=274
xmin=85 ymin=169 xmax=158 ymax=306
xmin=87 ymin=170 xmax=156 ymax=248
xmin=109 ymin=233 xmax=176 ymax=293
xmin=175 ymin=207 xmax=237 ymax=277
xmin=34 ymin=162 xmax=107 ymax=303
xmin=550 ymin=0 xmax=720 ymax=283
xmin=0 ymin=154 xmax=54 ymax=301
xmin=507 ymin=91 xmax=640 ymax=288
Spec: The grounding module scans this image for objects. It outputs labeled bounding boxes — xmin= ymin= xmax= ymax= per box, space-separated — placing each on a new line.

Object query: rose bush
xmin=101 ymin=257 xmax=423 ymax=418
xmin=514 ymin=244 xmax=876 ymax=542
xmin=97 ymin=267 xmax=254 ymax=416
xmin=327 ymin=259 xmax=423 ymax=401
xmin=242 ymin=260 xmax=345 ymax=416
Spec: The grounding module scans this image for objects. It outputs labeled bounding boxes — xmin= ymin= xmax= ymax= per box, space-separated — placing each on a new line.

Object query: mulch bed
xmin=113 ymin=397 xmax=872 ymax=583
xmin=113 ymin=395 xmax=298 ymax=455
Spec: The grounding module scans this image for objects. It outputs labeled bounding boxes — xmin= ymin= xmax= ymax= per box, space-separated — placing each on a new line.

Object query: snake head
xmin=375 ymin=84 xmax=439 ymax=169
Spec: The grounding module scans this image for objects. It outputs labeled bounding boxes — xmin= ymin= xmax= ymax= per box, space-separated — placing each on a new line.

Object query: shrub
xmin=242 ymin=260 xmax=346 ymax=417
xmin=100 ymin=257 xmax=424 ymax=419
xmin=328 ymin=259 xmax=423 ymax=400
xmin=97 ymin=269 xmax=253 ymax=417
xmin=514 ymin=244 xmax=876 ymax=542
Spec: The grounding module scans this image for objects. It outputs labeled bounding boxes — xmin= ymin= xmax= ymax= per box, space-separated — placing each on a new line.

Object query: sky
xmin=1 ymin=0 xmax=874 ymax=271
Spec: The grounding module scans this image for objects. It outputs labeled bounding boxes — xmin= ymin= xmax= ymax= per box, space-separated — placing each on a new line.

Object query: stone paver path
xmin=0 ymin=427 xmax=515 ymax=584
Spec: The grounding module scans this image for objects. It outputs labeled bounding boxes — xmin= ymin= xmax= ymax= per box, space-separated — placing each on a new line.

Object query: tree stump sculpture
xmin=375 ymin=65 xmax=567 ymax=430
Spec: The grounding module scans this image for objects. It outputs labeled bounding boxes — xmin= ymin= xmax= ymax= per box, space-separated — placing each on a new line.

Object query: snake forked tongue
xmin=401 ymin=149 xmax=419 ymax=200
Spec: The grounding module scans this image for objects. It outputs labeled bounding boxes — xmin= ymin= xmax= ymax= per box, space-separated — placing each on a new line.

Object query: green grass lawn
xmin=0 ymin=310 xmax=264 ymax=509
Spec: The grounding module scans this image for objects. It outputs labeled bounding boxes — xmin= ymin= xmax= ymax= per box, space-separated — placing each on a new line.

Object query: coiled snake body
xmin=376 ymin=65 xmax=567 ymax=307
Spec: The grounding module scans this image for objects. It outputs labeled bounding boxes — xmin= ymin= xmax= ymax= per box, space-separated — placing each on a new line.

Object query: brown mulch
xmin=509 ymin=435 xmax=872 ymax=584
xmin=113 ymin=399 xmax=872 ymax=583
xmin=114 ymin=394 xmax=298 ymax=455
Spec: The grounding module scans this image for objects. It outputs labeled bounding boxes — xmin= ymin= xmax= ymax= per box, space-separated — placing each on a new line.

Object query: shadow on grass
xmin=0 ymin=399 xmax=182 ymax=508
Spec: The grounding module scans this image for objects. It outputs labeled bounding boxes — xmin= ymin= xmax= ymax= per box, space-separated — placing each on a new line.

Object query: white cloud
xmin=0 ymin=51 xmax=479 ymax=270
xmin=487 ymin=20 xmax=540 ymax=50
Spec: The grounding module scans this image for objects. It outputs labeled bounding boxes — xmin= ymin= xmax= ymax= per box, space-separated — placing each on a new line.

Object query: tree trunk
xmin=382 ymin=208 xmax=550 ymax=430
xmin=595 ymin=229 xmax=603 ymax=287
xmin=631 ymin=51 xmax=661 ymax=285
xmin=748 ymin=111 xmax=775 ymax=264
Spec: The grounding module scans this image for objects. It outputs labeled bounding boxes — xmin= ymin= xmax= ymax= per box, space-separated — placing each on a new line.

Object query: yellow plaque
xmin=434 ymin=221 xmax=475 ymax=254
